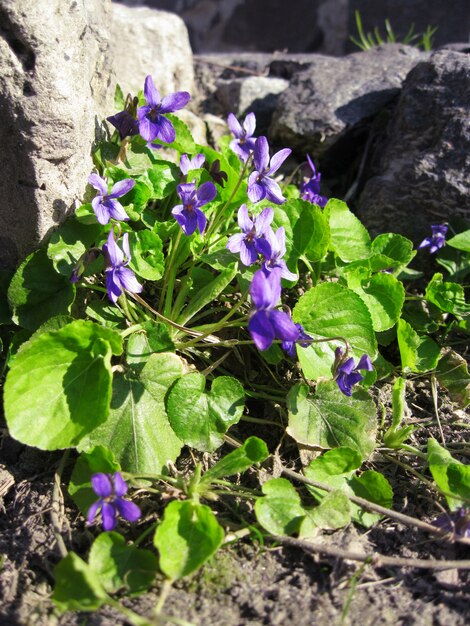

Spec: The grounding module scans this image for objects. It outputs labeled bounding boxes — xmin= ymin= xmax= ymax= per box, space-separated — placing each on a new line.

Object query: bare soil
xmin=1 ymin=381 xmax=469 ymax=626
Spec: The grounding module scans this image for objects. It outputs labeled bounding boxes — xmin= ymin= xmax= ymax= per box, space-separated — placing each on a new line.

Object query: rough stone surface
xmin=269 ymin=44 xmax=428 ymax=159
xmin=115 ymin=0 xmax=470 ymax=56
xmin=356 ymin=49 xmax=470 ymax=242
xmin=109 ymin=3 xmax=195 ymax=97
xmin=216 ymin=76 xmax=289 ymax=135
xmin=0 ymin=0 xmax=113 ymax=269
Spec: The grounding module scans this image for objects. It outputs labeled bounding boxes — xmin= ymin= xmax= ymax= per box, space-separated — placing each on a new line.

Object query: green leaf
xmin=293 ymin=282 xmax=377 ymax=379
xmin=200 ymin=436 xmax=269 ymax=485
xmin=4 ymin=321 xmax=122 ymax=450
xmin=304 ymin=447 xmax=393 ymax=527
xmin=53 ymin=552 xmax=107 ymax=612
xmin=128 ymin=229 xmax=164 ymax=281
xmin=164 ymin=113 xmax=196 ymax=154
xmin=304 ymin=490 xmax=351 ymax=531
xmin=397 ymin=318 xmax=440 ymax=373
xmin=86 ymin=300 xmax=126 ymax=328
xmin=154 ymin=500 xmax=224 ymax=580
xmin=254 ymin=478 xmax=306 ymax=535
xmin=145 ymin=160 xmax=179 ymax=199
xmin=435 ymin=350 xmax=470 ymax=408
xmin=176 ymin=265 xmax=238 ymax=326
xmin=69 ymin=446 xmax=121 ymax=515
xmin=114 ymin=83 xmax=125 ymax=110
xmin=81 ymin=353 xmax=184 ymax=473
xmin=47 ymin=218 xmax=101 ymax=278
xmin=325 ymin=199 xmax=371 ymax=261
xmin=425 ymin=273 xmax=469 ymax=316
xmin=286 ymin=381 xmax=377 ymax=459
xmin=349 ymin=272 xmax=405 ymax=332
xmin=427 ymin=439 xmax=470 ymax=509
xmin=197 ymin=145 xmax=246 ymax=206
xmin=8 ymin=248 xmax=75 ymax=330
xmin=88 ymin=532 xmax=158 ymax=595
xmin=371 ymin=233 xmax=415 ymax=267
xmin=126 ymin=322 xmax=174 ymax=365
xmin=349 ymin=471 xmax=394 ymax=526
xmin=275 ymin=199 xmax=330 ymax=266
xmin=446 ymin=229 xmax=470 ymax=252
xmin=166 ymin=373 xmax=244 ymax=452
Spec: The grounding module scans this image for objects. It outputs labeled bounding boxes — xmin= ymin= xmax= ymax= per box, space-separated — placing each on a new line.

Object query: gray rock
xmin=0 ymin=0 xmax=113 ymax=269
xmin=109 ymin=4 xmax=195 ymax=97
xmin=270 ymin=44 xmax=427 ymax=158
xmin=356 ymin=49 xmax=470 ymax=242
xmin=216 ymin=76 xmax=289 ymax=134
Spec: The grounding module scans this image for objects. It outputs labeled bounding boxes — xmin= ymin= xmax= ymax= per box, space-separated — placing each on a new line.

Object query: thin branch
xmin=271 ymin=534 xmax=470 ymax=570
xmin=50 ymin=450 xmax=70 ymax=558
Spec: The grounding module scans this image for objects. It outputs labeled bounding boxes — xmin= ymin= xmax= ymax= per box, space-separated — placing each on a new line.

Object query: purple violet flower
xmin=88 ymin=174 xmax=135 ymax=225
xmin=282 ymin=323 xmax=313 ymax=357
xmin=106 ymin=110 xmax=139 ymax=140
xmin=226 ymin=204 xmax=274 ymax=266
xmin=432 ymin=508 xmax=470 ymax=538
xmin=87 ymin=472 xmax=141 ymax=531
xmin=248 ymin=268 xmax=299 ymax=351
xmin=137 ymin=75 xmax=190 ymax=144
xmin=247 ymin=136 xmax=291 ymax=205
xmin=103 ymin=231 xmax=143 ymax=303
xmin=227 ymin=112 xmax=257 ymax=162
xmin=180 ymin=153 xmax=205 ymax=175
xmin=418 ymin=224 xmax=448 ymax=254
xmin=334 ymin=347 xmax=373 ymax=396
xmin=262 ymin=227 xmax=298 ymax=281
xmin=171 ymin=181 xmax=217 ymax=236
xmin=300 ymin=155 xmax=328 ymax=207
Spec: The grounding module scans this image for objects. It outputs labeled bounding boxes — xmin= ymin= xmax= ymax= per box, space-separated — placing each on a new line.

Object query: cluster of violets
xmin=84 ymin=75 xmax=389 ymax=397
xmin=80 ymin=75 xmax=457 ymax=535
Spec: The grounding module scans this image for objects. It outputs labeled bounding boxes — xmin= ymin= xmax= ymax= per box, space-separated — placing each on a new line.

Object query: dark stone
xmin=356 ymin=49 xmax=470 ymax=243
xmin=269 ymin=44 xmax=427 ymax=161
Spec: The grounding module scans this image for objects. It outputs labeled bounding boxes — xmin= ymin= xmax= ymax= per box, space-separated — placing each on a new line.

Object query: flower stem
xmin=204 ymin=155 xmax=252 ymax=242
xmin=160 ymin=230 xmax=183 ymax=316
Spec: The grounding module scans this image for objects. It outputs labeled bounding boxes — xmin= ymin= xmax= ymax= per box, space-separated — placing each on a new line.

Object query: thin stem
xmin=107 ymin=597 xmax=155 ymax=626
xmin=271 ymin=535 xmax=470 ymax=571
xmin=50 ymin=450 xmax=70 ymax=559
xmin=133 ymin=522 xmax=158 ymax=547
xmin=205 ymin=155 xmax=252 ymax=242
xmin=160 ymin=230 xmax=183 ymax=315
xmin=176 ymin=293 xmax=248 ymax=349
xmin=240 ymin=415 xmax=283 ymax=427
xmin=128 ymin=292 xmax=218 ymax=341
xmin=120 ymin=323 xmax=145 ymax=339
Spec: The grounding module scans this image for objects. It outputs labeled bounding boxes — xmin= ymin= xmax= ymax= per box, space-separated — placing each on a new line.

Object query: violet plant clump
xmin=2 ymin=71 xmax=470 ymax=621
